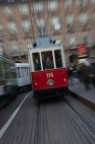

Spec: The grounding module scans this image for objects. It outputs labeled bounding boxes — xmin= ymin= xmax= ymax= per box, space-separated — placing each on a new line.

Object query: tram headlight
xmin=35 ymin=82 xmax=38 ymax=86
xmin=63 ymin=78 xmax=66 ymax=82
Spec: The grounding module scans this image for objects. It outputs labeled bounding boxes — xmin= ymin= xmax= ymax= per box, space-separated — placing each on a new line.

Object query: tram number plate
xmin=46 ymin=73 xmax=54 ymax=78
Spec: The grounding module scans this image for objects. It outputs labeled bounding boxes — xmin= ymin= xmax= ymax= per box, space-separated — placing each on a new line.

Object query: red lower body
xmin=31 ymin=68 xmax=68 ymax=97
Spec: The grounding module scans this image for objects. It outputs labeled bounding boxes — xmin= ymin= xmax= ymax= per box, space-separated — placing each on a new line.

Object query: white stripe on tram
xmin=0 ymin=91 xmax=32 ymax=139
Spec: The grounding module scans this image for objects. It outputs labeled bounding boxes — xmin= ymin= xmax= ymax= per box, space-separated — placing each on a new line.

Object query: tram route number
xmin=46 ymin=73 xmax=54 ymax=78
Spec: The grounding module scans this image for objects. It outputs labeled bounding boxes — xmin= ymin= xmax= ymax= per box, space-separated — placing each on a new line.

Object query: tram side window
xmin=41 ymin=51 xmax=54 ymax=70
xmin=5 ymin=63 xmax=15 ymax=79
xmin=32 ymin=53 xmax=41 ymax=71
xmin=0 ymin=61 xmax=6 ymax=84
xmin=10 ymin=65 xmax=16 ymax=78
xmin=17 ymin=67 xmax=20 ymax=78
xmin=0 ymin=61 xmax=7 ymax=80
xmin=54 ymin=50 xmax=63 ymax=68
xmin=5 ymin=63 xmax=12 ymax=79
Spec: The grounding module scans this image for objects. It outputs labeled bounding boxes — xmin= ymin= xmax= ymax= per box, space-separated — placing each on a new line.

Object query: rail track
xmin=0 ymin=93 xmax=95 ymax=144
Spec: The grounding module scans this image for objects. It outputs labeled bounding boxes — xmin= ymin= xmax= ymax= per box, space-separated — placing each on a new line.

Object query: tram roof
xmin=31 ymin=35 xmax=63 ymax=49
xmin=29 ymin=47 xmax=63 ymax=54
xmin=15 ymin=63 xmax=30 ymax=67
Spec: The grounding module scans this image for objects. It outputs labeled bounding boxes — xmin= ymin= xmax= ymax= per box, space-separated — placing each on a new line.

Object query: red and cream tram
xmin=28 ymin=36 xmax=68 ymax=98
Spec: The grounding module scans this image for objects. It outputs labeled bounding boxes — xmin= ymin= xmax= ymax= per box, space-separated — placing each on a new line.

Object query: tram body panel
xmin=16 ymin=77 xmax=31 ymax=87
xmin=32 ymin=68 xmax=68 ymax=91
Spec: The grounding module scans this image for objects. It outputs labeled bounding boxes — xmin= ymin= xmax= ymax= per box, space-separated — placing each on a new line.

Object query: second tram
xmin=0 ymin=55 xmax=18 ymax=107
xmin=15 ymin=63 xmax=31 ymax=91
xmin=28 ymin=36 xmax=68 ymax=98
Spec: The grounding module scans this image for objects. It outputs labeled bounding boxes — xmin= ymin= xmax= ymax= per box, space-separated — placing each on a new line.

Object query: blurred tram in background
xmin=0 ymin=55 xmax=18 ymax=107
xmin=15 ymin=63 xmax=31 ymax=91
xmin=28 ymin=35 xmax=68 ymax=98
xmin=0 ymin=55 xmax=32 ymax=107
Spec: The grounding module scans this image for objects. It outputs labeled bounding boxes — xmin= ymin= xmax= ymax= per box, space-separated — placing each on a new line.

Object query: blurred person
xmin=72 ymin=64 xmax=78 ymax=78
xmin=46 ymin=56 xmax=54 ymax=69
xmin=68 ymin=66 xmax=74 ymax=85
xmin=77 ymin=64 xmax=82 ymax=81
xmin=79 ymin=61 xmax=90 ymax=90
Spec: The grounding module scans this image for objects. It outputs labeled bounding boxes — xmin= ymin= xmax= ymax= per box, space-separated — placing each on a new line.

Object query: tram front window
xmin=54 ymin=50 xmax=63 ymax=68
xmin=41 ymin=51 xmax=54 ymax=70
xmin=32 ymin=53 xmax=41 ymax=71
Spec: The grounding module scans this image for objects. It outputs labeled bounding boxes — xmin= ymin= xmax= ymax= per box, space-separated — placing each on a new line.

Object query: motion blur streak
xmin=0 ymin=91 xmax=32 ymax=139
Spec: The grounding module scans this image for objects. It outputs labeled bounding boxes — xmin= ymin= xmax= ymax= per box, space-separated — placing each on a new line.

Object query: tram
xmin=0 ymin=55 xmax=18 ymax=107
xmin=15 ymin=63 xmax=31 ymax=91
xmin=28 ymin=35 xmax=68 ymax=98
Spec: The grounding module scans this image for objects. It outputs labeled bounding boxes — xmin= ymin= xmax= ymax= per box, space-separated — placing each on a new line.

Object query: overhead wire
xmin=28 ymin=0 xmax=35 ymax=43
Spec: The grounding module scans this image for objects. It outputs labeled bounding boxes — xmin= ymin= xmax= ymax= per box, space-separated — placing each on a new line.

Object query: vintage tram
xmin=28 ymin=35 xmax=68 ymax=98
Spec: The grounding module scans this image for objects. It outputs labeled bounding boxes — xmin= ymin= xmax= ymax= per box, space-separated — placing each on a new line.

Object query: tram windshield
xmin=32 ymin=53 xmax=41 ymax=71
xmin=41 ymin=51 xmax=54 ymax=70
xmin=16 ymin=67 xmax=30 ymax=78
xmin=54 ymin=50 xmax=63 ymax=68
xmin=32 ymin=49 xmax=63 ymax=71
